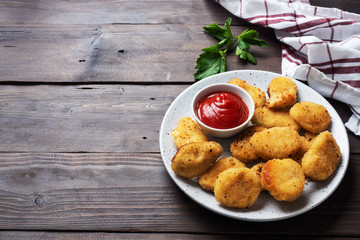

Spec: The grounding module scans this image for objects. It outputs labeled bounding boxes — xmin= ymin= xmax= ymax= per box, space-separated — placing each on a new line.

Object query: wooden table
xmin=0 ymin=1 xmax=359 ymax=239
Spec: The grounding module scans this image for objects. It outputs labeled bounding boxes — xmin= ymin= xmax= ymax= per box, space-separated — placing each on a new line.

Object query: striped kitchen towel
xmin=216 ymin=0 xmax=360 ymax=135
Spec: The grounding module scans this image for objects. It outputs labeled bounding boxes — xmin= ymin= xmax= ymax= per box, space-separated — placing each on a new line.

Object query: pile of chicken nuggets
xmin=170 ymin=76 xmax=341 ymax=209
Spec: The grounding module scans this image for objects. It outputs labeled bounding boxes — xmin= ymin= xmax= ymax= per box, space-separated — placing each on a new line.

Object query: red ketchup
xmin=195 ymin=91 xmax=249 ymax=129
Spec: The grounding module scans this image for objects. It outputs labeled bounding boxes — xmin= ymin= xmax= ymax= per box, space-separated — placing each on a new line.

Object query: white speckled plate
xmin=159 ymin=70 xmax=349 ymax=222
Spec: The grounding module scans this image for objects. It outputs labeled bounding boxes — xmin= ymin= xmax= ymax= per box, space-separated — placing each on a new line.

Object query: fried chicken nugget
xmin=302 ymin=131 xmax=341 ymax=182
xmin=214 ymin=167 xmax=262 ymax=208
xmin=261 ymin=158 xmax=305 ymax=202
xmin=290 ymin=132 xmax=318 ymax=163
xmin=198 ymin=157 xmax=246 ymax=192
xmin=252 ymin=107 xmax=301 ymax=132
xmin=290 ymin=101 xmax=331 ymax=134
xmin=250 ymin=127 xmax=301 ymax=160
xmin=251 ymin=162 xmax=267 ymax=190
xmin=171 ymin=141 xmax=223 ymax=179
xmin=302 ymin=132 xmax=318 ymax=151
xmin=230 ymin=126 xmax=267 ymax=162
xmin=266 ymin=76 xmax=297 ymax=109
xmin=172 ymin=117 xmax=208 ymax=149
xmin=228 ymin=78 xmax=266 ymax=108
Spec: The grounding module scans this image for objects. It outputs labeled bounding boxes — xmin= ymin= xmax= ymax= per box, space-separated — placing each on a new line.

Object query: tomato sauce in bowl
xmin=192 ymin=83 xmax=255 ymax=138
xmin=195 ymin=91 xmax=249 ymax=129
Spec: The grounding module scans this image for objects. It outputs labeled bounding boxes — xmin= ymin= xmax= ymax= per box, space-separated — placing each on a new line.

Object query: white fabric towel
xmin=216 ymin=0 xmax=360 ymax=135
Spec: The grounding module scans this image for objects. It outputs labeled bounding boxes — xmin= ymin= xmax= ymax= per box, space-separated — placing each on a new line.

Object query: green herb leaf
xmin=236 ymin=47 xmax=248 ymax=61
xmin=239 ymin=28 xmax=259 ymax=38
xmin=215 ymin=37 xmax=233 ymax=49
xmin=236 ymin=29 xmax=268 ymax=63
xmin=246 ymin=52 xmax=257 ymax=64
xmin=223 ymin=17 xmax=233 ymax=39
xmin=203 ymin=23 xmax=227 ymax=41
xmin=237 ymin=39 xmax=250 ymax=51
xmin=203 ymin=17 xmax=233 ymax=42
xmin=242 ymin=36 xmax=269 ymax=48
xmin=194 ymin=18 xmax=269 ymax=81
xmin=194 ymin=46 xmax=226 ymax=81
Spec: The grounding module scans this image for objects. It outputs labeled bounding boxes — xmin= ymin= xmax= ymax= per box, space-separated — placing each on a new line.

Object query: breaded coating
xmin=261 ymin=158 xmax=305 ymax=202
xmin=171 ymin=141 xmax=223 ymax=179
xmin=228 ymin=78 xmax=266 ymax=108
xmin=252 ymin=106 xmax=301 ymax=131
xmin=290 ymin=132 xmax=318 ymax=163
xmin=214 ymin=167 xmax=262 ymax=208
xmin=302 ymin=131 xmax=341 ymax=182
xmin=198 ymin=157 xmax=246 ymax=192
xmin=250 ymin=127 xmax=301 ymax=160
xmin=302 ymin=132 xmax=318 ymax=151
xmin=251 ymin=162 xmax=267 ymax=190
xmin=172 ymin=117 xmax=208 ymax=149
xmin=230 ymin=125 xmax=267 ymax=162
xmin=266 ymin=76 xmax=297 ymax=109
xmin=290 ymin=101 xmax=331 ymax=134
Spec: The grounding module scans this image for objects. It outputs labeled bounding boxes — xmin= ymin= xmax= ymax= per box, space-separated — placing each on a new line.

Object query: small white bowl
xmin=192 ymin=83 xmax=255 ymax=138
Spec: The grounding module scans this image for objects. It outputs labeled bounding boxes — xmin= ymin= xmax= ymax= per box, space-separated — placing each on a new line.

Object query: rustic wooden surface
xmin=0 ymin=0 xmax=359 ymax=239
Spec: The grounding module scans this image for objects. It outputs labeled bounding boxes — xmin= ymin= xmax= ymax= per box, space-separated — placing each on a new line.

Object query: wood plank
xmin=0 ymin=84 xmax=182 ymax=152
xmin=0 ymin=0 xmax=357 ymax=26
xmin=0 ymin=84 xmax=358 ymax=153
xmin=310 ymin=0 xmax=360 ymax=13
xmin=0 ymin=152 xmax=359 ymax=236
xmin=0 ymin=231 xmax=355 ymax=240
xmin=0 ymin=24 xmax=281 ymax=83
xmin=1 ymin=1 xmax=357 ymax=84
xmin=0 ymin=0 xmax=248 ymax=26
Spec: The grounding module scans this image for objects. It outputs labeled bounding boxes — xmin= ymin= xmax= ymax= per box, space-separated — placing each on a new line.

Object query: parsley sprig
xmin=194 ymin=18 xmax=269 ymax=81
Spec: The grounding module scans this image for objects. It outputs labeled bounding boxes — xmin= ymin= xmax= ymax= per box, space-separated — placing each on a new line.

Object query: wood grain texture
xmin=0 ymin=84 xmax=358 ymax=153
xmin=0 ymin=152 xmax=359 ymax=236
xmin=0 ymin=84 xmax=182 ymax=152
xmin=0 ymin=231 xmax=355 ymax=240
xmin=0 ymin=0 xmax=359 ymax=238
xmin=0 ymin=0 xmax=249 ymax=25
xmin=0 ymin=0 xmax=275 ymax=84
xmin=0 ymin=24 xmax=281 ymax=83
xmin=0 ymin=0 xmax=357 ymax=26
xmin=310 ymin=0 xmax=360 ymax=13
